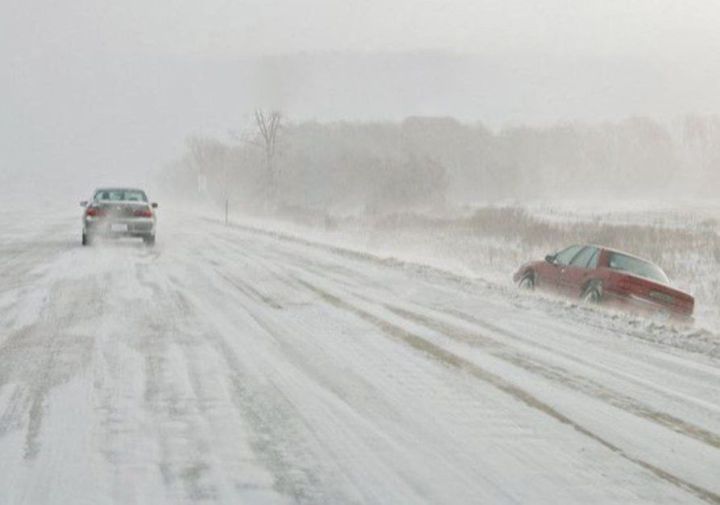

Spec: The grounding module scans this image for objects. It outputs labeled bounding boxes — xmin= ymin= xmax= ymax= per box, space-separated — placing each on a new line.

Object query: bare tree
xmin=254 ymin=109 xmax=282 ymax=201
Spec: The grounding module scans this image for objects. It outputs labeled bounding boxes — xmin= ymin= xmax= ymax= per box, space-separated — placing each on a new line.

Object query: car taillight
xmin=86 ymin=207 xmax=104 ymax=217
xmin=134 ymin=208 xmax=153 ymax=218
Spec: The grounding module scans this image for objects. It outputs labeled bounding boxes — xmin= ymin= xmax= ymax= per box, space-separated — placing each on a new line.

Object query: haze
xmin=2 ymin=0 xmax=720 ymax=190
xmin=4 ymin=3 xmax=720 ymax=503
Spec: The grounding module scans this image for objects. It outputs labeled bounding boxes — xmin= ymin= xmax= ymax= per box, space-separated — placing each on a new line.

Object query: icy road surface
xmin=1 ymin=207 xmax=720 ymax=505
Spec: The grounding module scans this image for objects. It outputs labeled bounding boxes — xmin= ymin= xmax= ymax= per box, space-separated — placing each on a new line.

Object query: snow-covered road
xmin=1 ymin=207 xmax=719 ymax=504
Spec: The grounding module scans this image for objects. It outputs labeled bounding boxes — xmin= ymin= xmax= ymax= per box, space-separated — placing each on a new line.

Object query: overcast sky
xmin=5 ymin=0 xmax=720 ymax=58
xmin=2 ymin=0 xmax=720 ymax=186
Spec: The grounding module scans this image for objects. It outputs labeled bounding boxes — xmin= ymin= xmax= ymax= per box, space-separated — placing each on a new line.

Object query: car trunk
xmin=618 ymin=274 xmax=694 ymax=316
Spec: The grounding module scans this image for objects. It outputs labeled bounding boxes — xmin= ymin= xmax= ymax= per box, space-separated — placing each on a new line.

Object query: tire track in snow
xmin=383 ymin=303 xmax=720 ymax=450
xmin=0 ymin=278 xmax=98 ymax=460
xmin=248 ymin=229 xmax=720 ymax=443
xmin=134 ymin=257 xmax=287 ymax=504
xmin=155 ymin=246 xmax=360 ymax=504
xmin=173 ymin=247 xmax=530 ymax=504
xmin=293 ymin=276 xmax=720 ymax=505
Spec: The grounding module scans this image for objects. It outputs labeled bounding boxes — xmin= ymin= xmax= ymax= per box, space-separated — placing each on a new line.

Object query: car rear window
xmin=95 ymin=190 xmax=148 ymax=202
xmin=608 ymin=253 xmax=670 ymax=284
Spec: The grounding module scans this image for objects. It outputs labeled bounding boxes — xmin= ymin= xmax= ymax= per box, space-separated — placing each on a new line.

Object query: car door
xmin=542 ymin=245 xmax=583 ymax=292
xmin=557 ymin=246 xmax=599 ymax=296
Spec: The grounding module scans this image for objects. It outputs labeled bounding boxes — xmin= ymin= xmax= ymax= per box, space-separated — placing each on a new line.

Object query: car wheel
xmin=82 ymin=232 xmax=92 ymax=246
xmin=582 ymin=284 xmax=602 ymax=304
xmin=143 ymin=235 xmax=156 ymax=247
xmin=518 ymin=273 xmax=535 ymax=290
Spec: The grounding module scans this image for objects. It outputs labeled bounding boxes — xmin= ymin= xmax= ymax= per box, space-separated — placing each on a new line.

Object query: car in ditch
xmin=513 ymin=245 xmax=694 ymax=319
xmin=81 ymin=188 xmax=158 ymax=246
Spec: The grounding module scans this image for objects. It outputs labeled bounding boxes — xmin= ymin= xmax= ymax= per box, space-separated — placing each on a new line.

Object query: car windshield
xmin=94 ymin=190 xmax=148 ymax=202
xmin=608 ymin=253 xmax=670 ymax=284
xmin=554 ymin=245 xmax=583 ymax=266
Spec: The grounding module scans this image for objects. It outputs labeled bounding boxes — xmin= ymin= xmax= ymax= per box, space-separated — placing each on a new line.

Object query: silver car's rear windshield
xmin=608 ymin=253 xmax=670 ymax=284
xmin=94 ymin=190 xmax=148 ymax=202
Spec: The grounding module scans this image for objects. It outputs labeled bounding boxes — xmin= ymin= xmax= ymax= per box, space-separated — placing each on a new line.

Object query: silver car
xmin=81 ymin=188 xmax=158 ymax=246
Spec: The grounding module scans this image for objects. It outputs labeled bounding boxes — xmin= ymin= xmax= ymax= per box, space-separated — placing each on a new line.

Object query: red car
xmin=513 ymin=245 xmax=694 ymax=319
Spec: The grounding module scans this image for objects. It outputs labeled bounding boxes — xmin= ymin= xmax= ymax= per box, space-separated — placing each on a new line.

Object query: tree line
xmin=159 ymin=112 xmax=720 ymax=215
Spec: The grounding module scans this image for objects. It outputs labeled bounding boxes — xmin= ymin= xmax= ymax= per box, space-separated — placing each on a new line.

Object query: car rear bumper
xmin=604 ymin=291 xmax=693 ymax=320
xmin=84 ymin=217 xmax=155 ymax=237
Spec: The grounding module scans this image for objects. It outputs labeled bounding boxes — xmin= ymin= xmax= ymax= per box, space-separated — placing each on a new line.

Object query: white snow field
xmin=1 ymin=204 xmax=720 ymax=505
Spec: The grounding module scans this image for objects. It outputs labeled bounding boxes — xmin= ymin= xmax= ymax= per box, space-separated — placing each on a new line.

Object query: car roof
xmin=584 ymin=244 xmax=656 ymax=265
xmin=94 ymin=187 xmax=146 ymax=193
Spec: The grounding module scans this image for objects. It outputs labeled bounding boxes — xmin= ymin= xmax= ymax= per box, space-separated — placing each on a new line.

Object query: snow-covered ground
xmin=1 ymin=201 xmax=720 ymax=504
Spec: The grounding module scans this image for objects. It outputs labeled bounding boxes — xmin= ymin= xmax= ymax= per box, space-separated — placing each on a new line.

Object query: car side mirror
xmin=545 ymin=254 xmax=556 ymax=264
xmin=151 ymin=202 xmax=158 ymax=209
xmin=80 ymin=201 xmax=88 ymax=207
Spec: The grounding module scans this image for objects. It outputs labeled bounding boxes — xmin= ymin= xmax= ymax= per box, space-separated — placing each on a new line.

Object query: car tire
xmin=82 ymin=231 xmax=92 ymax=247
xmin=143 ymin=235 xmax=156 ymax=247
xmin=518 ymin=272 xmax=535 ymax=290
xmin=581 ymin=283 xmax=602 ymax=304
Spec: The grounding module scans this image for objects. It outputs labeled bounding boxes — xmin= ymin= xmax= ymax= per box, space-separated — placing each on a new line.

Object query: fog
xmin=3 ymin=0 xmax=720 ymax=196
xmin=4 ymin=4 xmax=720 ymax=501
